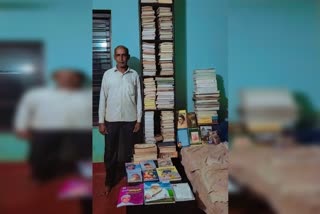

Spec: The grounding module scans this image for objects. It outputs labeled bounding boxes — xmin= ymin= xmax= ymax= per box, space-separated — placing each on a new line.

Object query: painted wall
xmin=0 ymin=0 xmax=92 ymax=161
xmin=228 ymin=0 xmax=320 ymax=121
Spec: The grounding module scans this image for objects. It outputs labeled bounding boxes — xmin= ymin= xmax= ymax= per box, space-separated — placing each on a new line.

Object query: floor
xmin=0 ymin=163 xmax=81 ymax=214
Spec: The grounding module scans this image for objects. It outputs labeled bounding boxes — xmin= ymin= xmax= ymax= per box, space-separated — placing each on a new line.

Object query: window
xmin=92 ymin=10 xmax=111 ymax=126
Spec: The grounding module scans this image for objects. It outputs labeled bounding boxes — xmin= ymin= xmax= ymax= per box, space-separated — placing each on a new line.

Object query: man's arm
xmin=133 ymin=75 xmax=142 ymax=133
xmin=98 ymin=73 xmax=108 ymax=134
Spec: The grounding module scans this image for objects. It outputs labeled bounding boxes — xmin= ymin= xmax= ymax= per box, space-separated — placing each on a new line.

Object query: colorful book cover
xmin=199 ymin=125 xmax=212 ymax=144
xmin=140 ymin=160 xmax=156 ymax=171
xmin=186 ymin=112 xmax=198 ymax=128
xmin=177 ymin=128 xmax=189 ymax=147
xmin=125 ymin=162 xmax=142 ymax=172
xmin=127 ymin=169 xmax=142 ymax=183
xmin=157 ymin=158 xmax=173 ymax=167
xmin=156 ymin=166 xmax=181 ymax=182
xmin=144 ymin=181 xmax=175 ymax=205
xmin=143 ymin=169 xmax=159 ymax=182
xmin=176 ymin=110 xmax=188 ymax=129
xmin=117 ymin=184 xmax=144 ymax=207
xmin=188 ymin=128 xmax=202 ymax=145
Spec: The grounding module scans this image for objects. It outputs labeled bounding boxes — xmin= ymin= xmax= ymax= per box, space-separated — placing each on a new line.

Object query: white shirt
xmin=98 ymin=67 xmax=142 ymax=123
xmin=14 ymin=87 xmax=92 ymax=130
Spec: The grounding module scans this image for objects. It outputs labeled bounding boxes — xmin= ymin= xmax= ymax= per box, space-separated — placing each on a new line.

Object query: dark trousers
xmin=29 ymin=131 xmax=92 ymax=182
xmin=104 ymin=121 xmax=136 ymax=186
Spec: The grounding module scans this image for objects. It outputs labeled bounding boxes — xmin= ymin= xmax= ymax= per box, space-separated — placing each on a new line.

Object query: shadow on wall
xmin=217 ymin=74 xmax=228 ymax=122
xmin=128 ymin=56 xmax=142 ymax=75
xmin=174 ymin=0 xmax=187 ymax=109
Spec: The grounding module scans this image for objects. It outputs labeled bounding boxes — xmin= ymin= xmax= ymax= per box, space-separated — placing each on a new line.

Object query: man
xmin=98 ymin=45 xmax=142 ymax=195
xmin=14 ymin=69 xmax=91 ymax=182
xmin=144 ymin=183 xmax=169 ymax=202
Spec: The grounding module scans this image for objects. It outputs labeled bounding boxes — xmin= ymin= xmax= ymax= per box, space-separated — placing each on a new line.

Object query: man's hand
xmin=133 ymin=122 xmax=141 ymax=133
xmin=99 ymin=123 xmax=108 ymax=135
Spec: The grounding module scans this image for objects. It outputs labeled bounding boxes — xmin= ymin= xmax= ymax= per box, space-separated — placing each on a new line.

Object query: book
xmin=171 ymin=183 xmax=195 ymax=201
xmin=188 ymin=128 xmax=202 ymax=145
xmin=143 ymin=169 xmax=159 ymax=182
xmin=127 ymin=169 xmax=143 ymax=183
xmin=177 ymin=128 xmax=189 ymax=147
xmin=157 ymin=157 xmax=173 ymax=167
xmin=176 ymin=110 xmax=188 ymax=129
xmin=156 ymin=166 xmax=182 ymax=182
xmin=144 ymin=182 xmax=175 ymax=205
xmin=140 ymin=160 xmax=156 ymax=171
xmin=116 ymin=184 xmax=144 ymax=207
xmin=199 ymin=125 xmax=213 ymax=144
xmin=125 ymin=163 xmax=142 ymax=172
xmin=187 ymin=112 xmax=198 ymax=128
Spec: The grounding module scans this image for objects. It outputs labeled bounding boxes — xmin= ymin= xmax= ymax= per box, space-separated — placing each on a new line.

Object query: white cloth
xmin=14 ymin=87 xmax=91 ymax=130
xmin=98 ymin=67 xmax=142 ymax=123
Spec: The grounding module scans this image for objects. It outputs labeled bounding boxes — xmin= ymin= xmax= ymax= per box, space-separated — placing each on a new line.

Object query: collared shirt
xmin=14 ymin=87 xmax=92 ymax=130
xmin=98 ymin=66 xmax=142 ymax=123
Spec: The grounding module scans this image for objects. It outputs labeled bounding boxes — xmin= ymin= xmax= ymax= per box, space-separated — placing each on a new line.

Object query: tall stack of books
xmin=159 ymin=42 xmax=174 ymax=76
xmin=134 ymin=144 xmax=158 ymax=163
xmin=144 ymin=111 xmax=155 ymax=143
xmin=156 ymin=7 xmax=173 ymax=40
xmin=160 ymin=111 xmax=175 ymax=142
xmin=193 ymin=68 xmax=220 ymax=125
xmin=141 ymin=6 xmax=156 ymax=40
xmin=144 ymin=78 xmax=156 ymax=110
xmin=142 ymin=42 xmax=156 ymax=76
xmin=155 ymin=77 xmax=174 ymax=109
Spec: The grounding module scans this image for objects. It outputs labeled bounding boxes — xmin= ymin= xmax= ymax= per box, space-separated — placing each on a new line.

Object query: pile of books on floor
xmin=193 ymin=68 xmax=220 ymax=125
xmin=117 ymin=158 xmax=194 ymax=207
xmin=133 ymin=144 xmax=158 ymax=162
xmin=157 ymin=141 xmax=177 ymax=158
xmin=141 ymin=6 xmax=156 ymax=40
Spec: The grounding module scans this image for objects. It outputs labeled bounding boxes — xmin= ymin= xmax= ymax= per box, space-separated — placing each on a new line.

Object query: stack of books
xmin=158 ymin=141 xmax=177 ymax=158
xmin=156 ymin=7 xmax=173 ymax=40
xmin=160 ymin=111 xmax=175 ymax=142
xmin=144 ymin=111 xmax=155 ymax=143
xmin=142 ymin=42 xmax=156 ymax=76
xmin=141 ymin=6 xmax=156 ymax=40
xmin=144 ymin=78 xmax=156 ymax=110
xmin=193 ymin=68 xmax=220 ymax=125
xmin=159 ymin=42 xmax=174 ymax=76
xmin=155 ymin=77 xmax=174 ymax=109
xmin=133 ymin=144 xmax=158 ymax=162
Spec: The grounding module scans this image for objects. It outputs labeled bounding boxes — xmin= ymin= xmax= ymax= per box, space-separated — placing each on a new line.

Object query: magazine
xmin=143 ymin=169 xmax=159 ymax=182
xmin=144 ymin=181 xmax=175 ymax=205
xmin=127 ymin=169 xmax=142 ymax=183
xmin=116 ymin=184 xmax=144 ymax=207
xmin=125 ymin=162 xmax=142 ymax=172
xmin=140 ymin=160 xmax=156 ymax=171
xmin=172 ymin=183 xmax=195 ymax=201
xmin=156 ymin=166 xmax=181 ymax=182
xmin=157 ymin=157 xmax=173 ymax=167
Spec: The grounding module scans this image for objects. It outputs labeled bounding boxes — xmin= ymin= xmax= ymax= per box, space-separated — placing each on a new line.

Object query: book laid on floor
xmin=171 ymin=183 xmax=195 ymax=202
xmin=127 ymin=169 xmax=143 ymax=183
xmin=156 ymin=166 xmax=181 ymax=182
xmin=140 ymin=160 xmax=157 ymax=171
xmin=144 ymin=181 xmax=175 ymax=205
xmin=117 ymin=184 xmax=144 ymax=207
xmin=125 ymin=162 xmax=142 ymax=172
xmin=157 ymin=157 xmax=173 ymax=167
xmin=143 ymin=169 xmax=159 ymax=182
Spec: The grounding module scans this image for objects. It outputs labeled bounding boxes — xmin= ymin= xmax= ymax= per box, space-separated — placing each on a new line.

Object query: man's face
xmin=178 ymin=117 xmax=184 ymax=125
xmin=114 ymin=47 xmax=129 ymax=68
xmin=54 ymin=70 xmax=82 ymax=89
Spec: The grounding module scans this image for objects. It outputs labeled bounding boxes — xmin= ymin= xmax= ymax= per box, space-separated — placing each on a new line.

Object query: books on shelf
xmin=156 ymin=166 xmax=181 ymax=182
xmin=187 ymin=112 xmax=198 ymax=128
xmin=172 ymin=183 xmax=195 ymax=202
xmin=177 ymin=109 xmax=188 ymax=129
xmin=141 ymin=6 xmax=156 ymax=40
xmin=160 ymin=111 xmax=175 ymax=142
xmin=188 ymin=127 xmax=201 ymax=145
xmin=117 ymin=184 xmax=144 ymax=207
xmin=144 ymin=181 xmax=175 ymax=205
